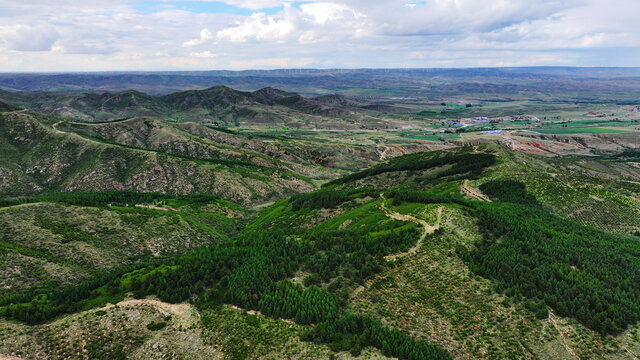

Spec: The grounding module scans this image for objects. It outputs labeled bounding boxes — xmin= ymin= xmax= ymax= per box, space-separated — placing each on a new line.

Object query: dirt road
xmin=461 ymin=180 xmax=492 ymax=202
xmin=379 ymin=193 xmax=442 ymax=260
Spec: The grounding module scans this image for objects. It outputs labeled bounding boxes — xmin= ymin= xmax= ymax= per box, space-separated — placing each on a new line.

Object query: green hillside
xmin=2 ymin=145 xmax=640 ymax=359
xmin=0 ymin=110 xmax=314 ymax=204
xmin=56 ymin=117 xmax=344 ymax=180
xmin=0 ymin=192 xmax=244 ymax=293
xmin=0 ymin=100 xmax=20 ymax=112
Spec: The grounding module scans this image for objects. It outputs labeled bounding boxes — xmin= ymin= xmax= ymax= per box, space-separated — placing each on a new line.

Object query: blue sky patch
xmin=403 ymin=1 xmax=427 ymax=7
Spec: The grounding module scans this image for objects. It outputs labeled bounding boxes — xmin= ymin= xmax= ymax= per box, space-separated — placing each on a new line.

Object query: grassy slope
xmin=472 ymin=143 xmax=640 ymax=234
xmin=350 ymin=201 xmax=639 ymax=359
xmin=242 ymin=146 xmax=640 ymax=358
xmin=0 ymin=196 xmax=245 ymax=293
xmin=57 ymin=117 xmax=342 ymax=181
xmin=0 ymin=299 xmax=387 ymax=360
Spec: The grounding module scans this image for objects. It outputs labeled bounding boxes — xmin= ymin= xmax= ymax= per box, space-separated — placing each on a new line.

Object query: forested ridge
xmin=324 ymin=150 xmax=495 ymax=187
xmin=468 ymin=180 xmax=640 ymax=334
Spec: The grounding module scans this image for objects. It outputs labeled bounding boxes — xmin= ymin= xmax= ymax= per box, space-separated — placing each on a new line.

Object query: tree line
xmin=0 ymin=191 xmax=221 ymax=208
xmin=303 ymin=313 xmax=452 ymax=359
xmin=324 ymin=149 xmax=495 ymax=187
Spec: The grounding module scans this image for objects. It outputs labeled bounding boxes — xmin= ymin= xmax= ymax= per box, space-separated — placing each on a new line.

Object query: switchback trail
xmin=379 ymin=193 xmax=442 ymax=261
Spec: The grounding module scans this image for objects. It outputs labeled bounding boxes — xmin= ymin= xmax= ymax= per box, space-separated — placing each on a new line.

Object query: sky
xmin=0 ymin=0 xmax=639 ymax=71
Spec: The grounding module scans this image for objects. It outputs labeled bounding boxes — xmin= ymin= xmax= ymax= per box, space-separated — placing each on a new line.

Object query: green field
xmin=399 ymin=133 xmax=460 ymax=142
xmin=533 ymin=127 xmax=630 ymax=134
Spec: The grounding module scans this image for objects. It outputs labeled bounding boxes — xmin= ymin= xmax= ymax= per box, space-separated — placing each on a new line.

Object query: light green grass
xmin=534 ymin=127 xmax=629 ymax=134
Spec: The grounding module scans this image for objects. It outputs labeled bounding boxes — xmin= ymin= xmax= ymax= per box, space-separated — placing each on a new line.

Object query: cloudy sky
xmin=0 ymin=0 xmax=639 ymax=71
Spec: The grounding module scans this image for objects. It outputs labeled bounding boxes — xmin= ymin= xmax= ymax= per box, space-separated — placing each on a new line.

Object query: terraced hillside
xmin=0 ymin=109 xmax=313 ymax=204
xmin=55 ymin=117 xmax=362 ymax=180
xmin=0 ymin=192 xmax=244 ymax=293
xmin=471 ymin=144 xmax=640 ymax=235
xmin=3 ymin=145 xmax=639 ymax=359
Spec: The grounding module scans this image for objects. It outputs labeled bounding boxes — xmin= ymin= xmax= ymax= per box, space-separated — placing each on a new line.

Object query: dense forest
xmin=323 ymin=150 xmax=495 ymax=186
xmin=468 ymin=180 xmax=640 ymax=334
xmin=469 ymin=202 xmax=640 ymax=334
xmin=303 ymin=313 xmax=452 ymax=359
xmin=289 ymin=188 xmax=380 ymax=211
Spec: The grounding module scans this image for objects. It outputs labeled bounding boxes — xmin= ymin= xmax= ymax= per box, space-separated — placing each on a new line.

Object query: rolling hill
xmin=0 ymin=86 xmax=374 ymax=128
xmin=1 ymin=82 xmax=639 ymax=359
xmin=0 ymin=192 xmax=244 ymax=293
xmin=0 ymin=108 xmax=314 ymax=204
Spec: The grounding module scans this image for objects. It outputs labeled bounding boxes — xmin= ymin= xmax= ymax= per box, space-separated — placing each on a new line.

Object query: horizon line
xmin=2 ymin=65 xmax=640 ymax=75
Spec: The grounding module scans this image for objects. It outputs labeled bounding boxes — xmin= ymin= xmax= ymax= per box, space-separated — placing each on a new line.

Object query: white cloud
xmin=216 ymin=11 xmax=295 ymax=42
xmin=207 ymin=0 xmax=284 ymax=10
xmin=190 ymin=50 xmax=217 ymax=58
xmin=183 ymin=28 xmax=214 ymax=47
xmin=0 ymin=0 xmax=639 ymax=71
xmin=4 ymin=25 xmax=59 ymax=51
xmin=215 ymin=2 xmax=366 ymax=43
xmin=299 ymin=2 xmax=363 ymax=25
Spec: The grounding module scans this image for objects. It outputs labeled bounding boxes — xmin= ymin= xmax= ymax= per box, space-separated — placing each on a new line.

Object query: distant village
xmin=446 ymin=116 xmax=540 ymax=127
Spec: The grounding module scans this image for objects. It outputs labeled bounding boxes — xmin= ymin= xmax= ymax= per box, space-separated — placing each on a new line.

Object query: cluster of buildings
xmin=446 ymin=116 xmax=539 ymax=127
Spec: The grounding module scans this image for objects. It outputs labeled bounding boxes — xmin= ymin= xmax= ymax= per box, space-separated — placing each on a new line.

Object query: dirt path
xmin=135 ymin=204 xmax=179 ymax=212
xmin=51 ymin=121 xmax=66 ymax=134
xmin=227 ymin=304 xmax=295 ymax=324
xmin=548 ymin=312 xmax=579 ymax=359
xmin=461 ymin=179 xmax=492 ymax=202
xmin=379 ymin=193 xmax=442 ymax=260
xmin=378 ymin=145 xmax=391 ymax=161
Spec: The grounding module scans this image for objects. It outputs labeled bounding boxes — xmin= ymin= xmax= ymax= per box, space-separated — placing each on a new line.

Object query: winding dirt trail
xmin=378 ymin=144 xmax=391 ymax=160
xmin=379 ymin=193 xmax=442 ymax=261
xmin=51 ymin=121 xmax=66 ymax=134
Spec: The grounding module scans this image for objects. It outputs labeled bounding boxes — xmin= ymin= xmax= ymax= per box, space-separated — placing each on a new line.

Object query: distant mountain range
xmin=1 ymin=67 xmax=639 ymax=101
xmin=0 ymin=86 xmax=375 ymax=127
